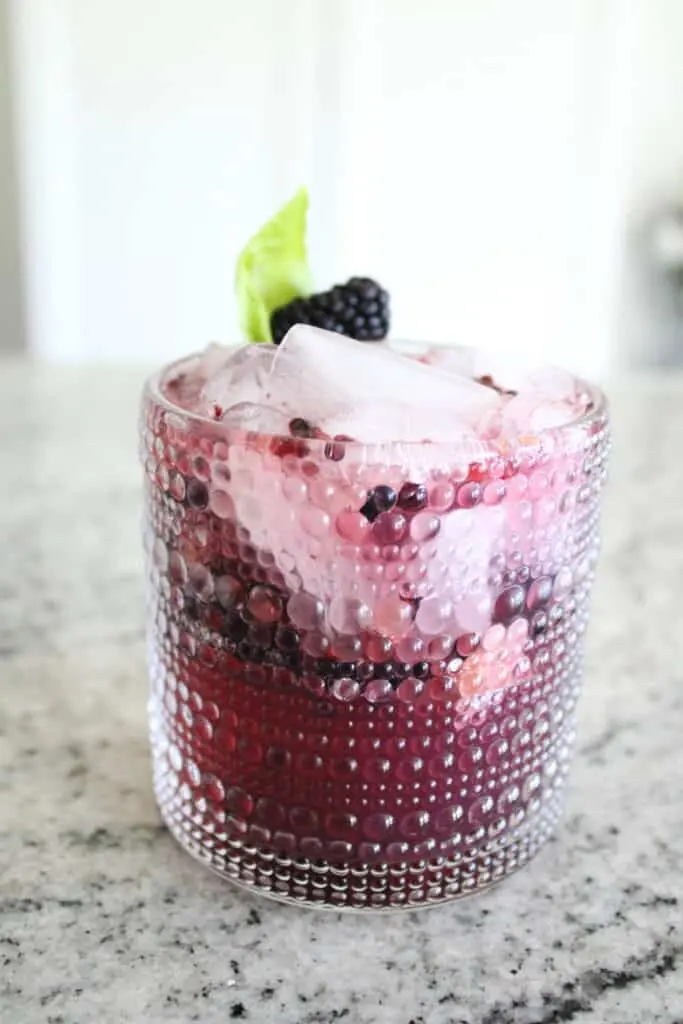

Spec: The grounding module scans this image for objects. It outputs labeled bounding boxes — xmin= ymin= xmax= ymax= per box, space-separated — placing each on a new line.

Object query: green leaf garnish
xmin=235 ymin=187 xmax=313 ymax=342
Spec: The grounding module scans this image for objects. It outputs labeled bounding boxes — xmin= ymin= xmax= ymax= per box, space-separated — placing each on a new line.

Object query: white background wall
xmin=613 ymin=0 xmax=683 ymax=366
xmin=6 ymin=0 xmax=683 ymax=372
xmin=0 ymin=0 xmax=24 ymax=353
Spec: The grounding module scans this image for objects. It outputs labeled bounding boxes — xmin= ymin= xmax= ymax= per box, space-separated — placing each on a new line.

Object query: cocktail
xmin=140 ymin=192 xmax=609 ymax=909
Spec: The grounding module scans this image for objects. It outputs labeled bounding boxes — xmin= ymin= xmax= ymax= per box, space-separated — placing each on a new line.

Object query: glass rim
xmin=144 ymin=347 xmax=608 ymax=457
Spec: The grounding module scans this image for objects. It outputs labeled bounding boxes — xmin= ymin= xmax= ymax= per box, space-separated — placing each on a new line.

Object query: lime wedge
xmin=235 ymin=187 xmax=313 ymax=342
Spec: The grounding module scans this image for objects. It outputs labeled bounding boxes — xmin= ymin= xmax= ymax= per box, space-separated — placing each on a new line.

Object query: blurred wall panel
xmin=0 ymin=0 xmax=25 ymax=354
xmin=614 ymin=0 xmax=683 ymax=366
xmin=334 ymin=0 xmax=623 ymax=376
xmin=10 ymin=0 xmax=340 ymax=362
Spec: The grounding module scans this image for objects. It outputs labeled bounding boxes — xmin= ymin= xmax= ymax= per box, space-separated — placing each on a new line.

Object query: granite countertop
xmin=1 ymin=361 xmax=682 ymax=1024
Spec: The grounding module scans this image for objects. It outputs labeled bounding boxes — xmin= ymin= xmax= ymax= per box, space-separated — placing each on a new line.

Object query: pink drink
xmin=141 ymin=341 xmax=609 ymax=909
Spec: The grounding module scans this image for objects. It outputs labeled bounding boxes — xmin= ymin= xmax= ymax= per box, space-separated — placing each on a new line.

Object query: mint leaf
xmin=235 ymin=187 xmax=313 ymax=342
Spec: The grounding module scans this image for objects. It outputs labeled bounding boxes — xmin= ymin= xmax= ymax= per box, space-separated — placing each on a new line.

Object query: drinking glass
xmin=140 ymin=352 xmax=609 ymax=910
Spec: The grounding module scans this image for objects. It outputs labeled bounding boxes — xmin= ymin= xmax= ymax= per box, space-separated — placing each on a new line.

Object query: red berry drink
xmin=141 ymin=328 xmax=609 ymax=909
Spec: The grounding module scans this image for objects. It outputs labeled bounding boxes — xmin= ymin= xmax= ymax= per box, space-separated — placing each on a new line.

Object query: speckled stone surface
xmin=1 ymin=362 xmax=682 ymax=1024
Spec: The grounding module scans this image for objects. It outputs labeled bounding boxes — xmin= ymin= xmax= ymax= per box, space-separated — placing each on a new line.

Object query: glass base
xmin=153 ymin=770 xmax=563 ymax=911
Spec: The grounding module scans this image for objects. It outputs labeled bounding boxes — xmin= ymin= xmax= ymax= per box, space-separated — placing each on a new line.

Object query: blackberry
xmin=270 ymin=277 xmax=390 ymax=344
xmin=397 ymin=482 xmax=428 ymax=512
xmin=360 ymin=485 xmax=397 ymax=522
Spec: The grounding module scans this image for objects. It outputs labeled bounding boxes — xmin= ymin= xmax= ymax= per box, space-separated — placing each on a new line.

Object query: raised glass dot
xmin=494 ymin=585 xmax=526 ymax=623
xmin=336 ymin=510 xmax=371 ymax=544
xmin=362 ymin=757 xmax=392 ymax=783
xmin=296 ymin=751 xmax=324 ymax=775
xmin=300 ymin=836 xmax=325 ymax=859
xmin=454 ymin=594 xmax=492 ymax=634
xmin=401 ymin=810 xmax=431 ymax=840
xmin=302 ymin=631 xmax=330 ymax=658
xmin=394 ymin=634 xmax=426 ymax=663
xmin=554 ymin=566 xmax=574 ymax=597
xmin=329 ymin=596 xmax=372 ymax=634
xmin=396 ymin=756 xmax=424 ymax=782
xmin=290 ymin=806 xmax=318 ymax=832
xmin=287 ymin=592 xmax=324 ymax=630
xmin=396 ymin=676 xmax=424 ymax=704
xmin=152 ymin=538 xmax=169 ymax=572
xmin=226 ymin=786 xmax=254 ymax=818
xmin=398 ymin=482 xmax=428 ymax=511
xmin=427 ymin=751 xmax=456 ymax=779
xmin=325 ymin=812 xmax=359 ymax=840
xmin=372 ymin=511 xmax=408 ymax=545
xmin=373 ymin=597 xmax=415 ymax=637
xmin=168 ymin=551 xmax=188 ymax=585
xmin=410 ymin=512 xmax=441 ymax=542
xmin=363 ymin=813 xmax=395 ymax=841
xmin=332 ymin=677 xmax=360 ymax=702
xmin=427 ymin=675 xmax=457 ymax=702
xmin=457 ymin=482 xmax=482 ymax=508
xmin=364 ymin=678 xmax=393 ymax=704
xmin=247 ymin=584 xmax=283 ymax=623
xmin=468 ymin=794 xmax=494 ymax=825
xmin=194 ymin=715 xmax=213 ymax=742
xmin=203 ymin=774 xmax=225 ymax=804
xmin=483 ymin=481 xmax=506 ymax=506
xmin=209 ymin=488 xmax=234 ymax=518
xmin=482 ymin=623 xmax=507 ymax=652
xmin=169 ymin=471 xmax=186 ymax=502
xmin=187 ymin=479 xmax=209 ymax=509
xmin=301 ymin=506 xmax=331 ymax=539
xmin=429 ymin=481 xmax=456 ymax=512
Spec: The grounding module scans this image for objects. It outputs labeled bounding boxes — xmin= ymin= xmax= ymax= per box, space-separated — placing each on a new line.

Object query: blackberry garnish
xmin=270 ymin=277 xmax=390 ymax=344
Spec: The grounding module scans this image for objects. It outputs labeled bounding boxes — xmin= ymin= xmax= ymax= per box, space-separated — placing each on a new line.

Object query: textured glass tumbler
xmin=140 ymin=357 xmax=609 ymax=910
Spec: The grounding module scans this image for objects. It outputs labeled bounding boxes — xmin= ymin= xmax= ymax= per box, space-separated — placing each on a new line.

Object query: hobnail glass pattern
xmin=141 ymin=361 xmax=609 ymax=910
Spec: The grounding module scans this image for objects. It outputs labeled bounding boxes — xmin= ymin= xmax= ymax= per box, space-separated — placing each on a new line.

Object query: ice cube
xmin=266 ymin=326 xmax=499 ymax=435
xmin=499 ymin=393 xmax=582 ymax=435
xmin=521 ymin=366 xmax=578 ymax=401
xmin=219 ymin=401 xmax=290 ymax=434
xmin=199 ymin=343 xmax=277 ymax=415
xmin=323 ymin=400 xmax=475 ymax=444
xmin=197 ymin=342 xmax=236 ymax=379
xmin=494 ymin=365 xmax=588 ymax=435
xmin=422 ymin=348 xmax=588 ymax=436
xmin=419 ymin=345 xmax=476 ymax=378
